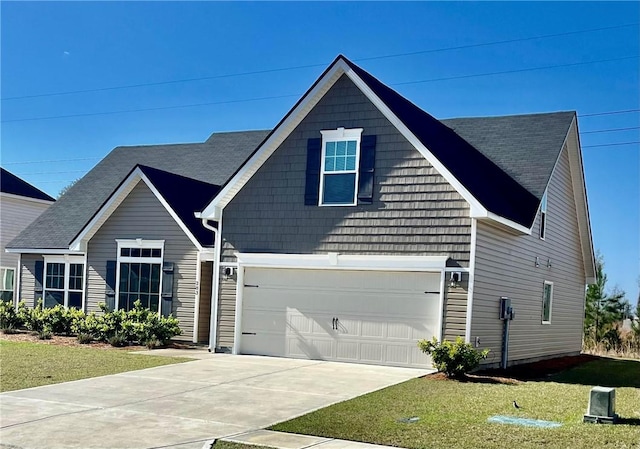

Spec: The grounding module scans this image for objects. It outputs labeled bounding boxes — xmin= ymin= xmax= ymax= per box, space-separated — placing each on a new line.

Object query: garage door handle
xmin=332 ymin=317 xmax=336 ymax=330
xmin=424 ymin=291 xmax=439 ymax=294
xmin=244 ymin=284 xmax=259 ymax=288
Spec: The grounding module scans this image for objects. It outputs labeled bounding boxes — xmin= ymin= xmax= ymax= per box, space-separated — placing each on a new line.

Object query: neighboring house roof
xmin=0 ymin=168 xmax=55 ymax=202
xmin=7 ymin=131 xmax=269 ymax=250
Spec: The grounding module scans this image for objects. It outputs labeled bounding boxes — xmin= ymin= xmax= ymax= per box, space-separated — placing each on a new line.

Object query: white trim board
xmin=235 ymin=252 xmax=449 ymax=271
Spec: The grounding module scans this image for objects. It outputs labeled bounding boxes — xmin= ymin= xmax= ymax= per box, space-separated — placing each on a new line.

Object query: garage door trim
xmin=232 ymin=252 xmax=448 ymax=357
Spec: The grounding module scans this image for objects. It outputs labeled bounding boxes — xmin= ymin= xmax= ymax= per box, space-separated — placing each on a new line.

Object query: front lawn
xmin=0 ymin=340 xmax=192 ymax=392
xmin=270 ymin=357 xmax=640 ymax=449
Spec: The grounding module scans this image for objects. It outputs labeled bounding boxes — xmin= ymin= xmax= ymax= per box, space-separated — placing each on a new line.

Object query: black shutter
xmin=358 ymin=135 xmax=377 ymax=204
xmin=105 ymin=260 xmax=116 ymax=311
xmin=34 ymin=260 xmax=44 ymax=307
xmin=304 ymin=138 xmax=322 ymax=205
xmin=161 ymin=262 xmax=174 ymax=317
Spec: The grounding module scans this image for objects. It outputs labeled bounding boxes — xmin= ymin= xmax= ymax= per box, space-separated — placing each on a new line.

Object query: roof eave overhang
xmin=0 ymin=192 xmax=55 ymax=205
xmin=475 ymin=211 xmax=532 ymax=235
xmin=567 ymin=117 xmax=596 ymax=284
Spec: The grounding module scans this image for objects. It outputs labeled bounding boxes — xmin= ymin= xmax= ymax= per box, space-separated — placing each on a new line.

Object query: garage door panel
xmin=288 ymin=337 xmax=333 ymax=359
xmin=240 ymin=267 xmax=441 ymax=368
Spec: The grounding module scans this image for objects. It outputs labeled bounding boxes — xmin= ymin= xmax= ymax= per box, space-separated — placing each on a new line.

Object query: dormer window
xmin=319 ymin=128 xmax=363 ymax=206
xmin=540 ymin=191 xmax=548 ymax=240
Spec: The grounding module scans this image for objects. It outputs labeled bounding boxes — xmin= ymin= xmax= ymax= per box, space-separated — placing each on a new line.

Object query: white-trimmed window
xmin=43 ymin=255 xmax=85 ymax=309
xmin=319 ymin=128 xmax=363 ymax=206
xmin=0 ymin=267 xmax=15 ymax=303
xmin=542 ymin=281 xmax=553 ymax=324
xmin=116 ymin=239 xmax=164 ymax=313
xmin=540 ymin=191 xmax=548 ymax=240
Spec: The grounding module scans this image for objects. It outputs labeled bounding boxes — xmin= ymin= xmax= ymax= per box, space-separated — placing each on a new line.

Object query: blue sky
xmin=1 ymin=2 xmax=638 ymax=304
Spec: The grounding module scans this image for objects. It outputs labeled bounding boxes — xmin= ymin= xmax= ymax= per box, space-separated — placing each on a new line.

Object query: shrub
xmin=38 ymin=325 xmax=53 ymax=340
xmin=418 ymin=337 xmax=489 ymax=378
xmin=76 ymin=332 xmax=93 ymax=344
xmin=21 ymin=299 xmax=47 ymax=333
xmin=0 ymin=300 xmax=24 ymax=331
xmin=107 ymin=333 xmax=128 ymax=347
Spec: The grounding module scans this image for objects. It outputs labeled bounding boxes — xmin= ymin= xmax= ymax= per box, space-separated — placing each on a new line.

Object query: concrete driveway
xmin=0 ymin=352 xmax=430 ymax=449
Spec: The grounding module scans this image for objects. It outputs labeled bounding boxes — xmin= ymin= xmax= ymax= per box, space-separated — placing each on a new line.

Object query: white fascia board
xmin=567 ymin=117 xmax=596 ymax=283
xmin=481 ymin=212 xmax=532 ymax=235
xmin=0 ymin=192 xmax=55 ymax=205
xmin=235 ymin=252 xmax=449 ymax=271
xmin=5 ymin=248 xmax=83 ymax=255
xmin=199 ymin=60 xmax=351 ymax=219
xmin=68 ymin=170 xmax=144 ymax=251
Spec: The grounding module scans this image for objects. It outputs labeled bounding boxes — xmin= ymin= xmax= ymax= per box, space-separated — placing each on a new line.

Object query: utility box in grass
xmin=584 ymin=386 xmax=618 ymax=424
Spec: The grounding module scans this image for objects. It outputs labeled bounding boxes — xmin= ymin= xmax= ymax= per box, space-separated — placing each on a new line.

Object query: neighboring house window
xmin=319 ymin=128 xmax=363 ymax=206
xmin=540 ymin=191 xmax=548 ymax=240
xmin=542 ymin=281 xmax=553 ymax=324
xmin=43 ymin=256 xmax=85 ymax=309
xmin=116 ymin=240 xmax=164 ymax=312
xmin=0 ymin=267 xmax=15 ymax=302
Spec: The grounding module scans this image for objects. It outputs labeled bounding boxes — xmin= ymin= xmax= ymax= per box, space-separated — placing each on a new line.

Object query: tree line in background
xmin=584 ymin=254 xmax=640 ymax=356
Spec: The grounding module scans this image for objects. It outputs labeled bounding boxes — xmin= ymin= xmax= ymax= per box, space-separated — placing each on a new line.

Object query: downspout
xmin=201 ymin=218 xmax=221 ymax=352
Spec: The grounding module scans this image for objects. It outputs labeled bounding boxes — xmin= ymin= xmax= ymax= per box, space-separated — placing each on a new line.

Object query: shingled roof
xmin=344 ymin=57 xmax=573 ymax=227
xmin=9 ymin=57 xmax=577 ymax=251
xmin=1 ymin=168 xmax=55 ymax=202
xmin=7 ymin=131 xmax=270 ymax=250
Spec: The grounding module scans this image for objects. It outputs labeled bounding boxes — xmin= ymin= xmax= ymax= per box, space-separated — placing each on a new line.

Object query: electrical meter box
xmin=499 ymin=297 xmax=514 ymax=320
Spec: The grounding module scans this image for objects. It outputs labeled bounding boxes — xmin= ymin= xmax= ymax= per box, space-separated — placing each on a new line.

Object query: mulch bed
xmin=424 ymin=354 xmax=598 ymax=383
xmin=0 ymin=329 xmax=199 ymax=351
xmin=0 ymin=330 xmax=137 ymax=350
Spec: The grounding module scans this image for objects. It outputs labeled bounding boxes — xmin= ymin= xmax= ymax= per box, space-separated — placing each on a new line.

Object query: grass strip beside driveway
xmin=0 ymin=340 xmax=192 ymax=392
xmin=270 ymin=358 xmax=640 ymax=449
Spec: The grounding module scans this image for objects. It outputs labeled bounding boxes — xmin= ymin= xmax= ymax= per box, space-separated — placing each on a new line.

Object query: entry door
xmin=240 ymin=267 xmax=442 ymax=368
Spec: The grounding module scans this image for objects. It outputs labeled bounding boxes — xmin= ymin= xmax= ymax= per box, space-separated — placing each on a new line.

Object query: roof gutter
xmin=4 ymin=248 xmax=84 ymax=255
xmin=200 ymin=216 xmax=222 ymax=352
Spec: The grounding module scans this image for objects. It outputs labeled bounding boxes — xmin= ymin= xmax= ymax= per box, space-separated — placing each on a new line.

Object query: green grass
xmin=270 ymin=357 xmax=640 ymax=449
xmin=0 ymin=340 xmax=193 ymax=392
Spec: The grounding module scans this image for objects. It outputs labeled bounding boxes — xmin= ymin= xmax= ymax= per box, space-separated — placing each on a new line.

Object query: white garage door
xmin=239 ymin=267 xmax=442 ymax=368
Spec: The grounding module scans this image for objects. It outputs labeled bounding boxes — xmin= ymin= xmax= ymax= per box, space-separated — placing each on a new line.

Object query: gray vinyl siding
xmin=197 ymin=261 xmax=213 ymax=343
xmin=217 ymin=268 xmax=237 ymax=350
xmin=471 ymin=143 xmax=586 ymax=365
xmin=221 ymin=74 xmax=471 ymax=264
xmin=86 ymin=181 xmax=199 ymax=340
xmin=1 ymin=196 xmax=51 ymax=300
xmin=19 ymin=254 xmax=43 ymax=307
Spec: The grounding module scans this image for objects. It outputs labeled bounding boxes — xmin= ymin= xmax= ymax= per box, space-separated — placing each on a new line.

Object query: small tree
xmin=584 ymin=254 xmax=626 ymax=344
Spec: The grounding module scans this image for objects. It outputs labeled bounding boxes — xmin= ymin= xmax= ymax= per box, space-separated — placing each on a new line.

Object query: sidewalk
xmin=217 ymin=429 xmax=402 ymax=449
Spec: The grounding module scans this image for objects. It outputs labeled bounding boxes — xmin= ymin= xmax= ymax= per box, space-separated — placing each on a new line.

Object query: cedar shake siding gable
xmin=221 ymin=74 xmax=472 ymax=263
xmin=86 ymin=181 xmax=198 ymax=340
